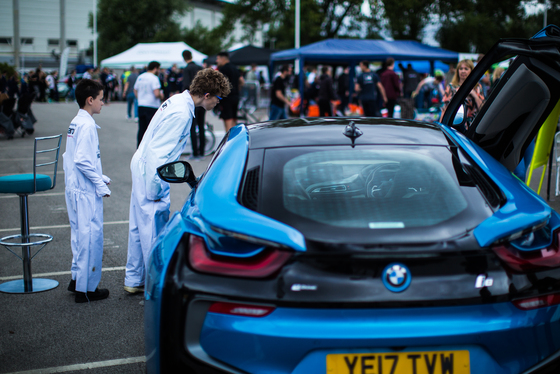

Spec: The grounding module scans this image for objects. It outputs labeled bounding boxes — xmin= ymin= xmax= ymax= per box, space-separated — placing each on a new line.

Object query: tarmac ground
xmin=0 ymin=100 xmax=558 ymax=373
xmin=0 ymin=101 xmax=239 ymax=374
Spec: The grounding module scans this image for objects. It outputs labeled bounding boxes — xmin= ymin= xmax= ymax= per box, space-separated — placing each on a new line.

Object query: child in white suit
xmin=64 ymin=79 xmax=111 ymax=303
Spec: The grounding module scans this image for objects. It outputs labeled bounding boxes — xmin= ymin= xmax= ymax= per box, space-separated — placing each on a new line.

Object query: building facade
xmin=0 ymin=0 xmax=261 ymax=73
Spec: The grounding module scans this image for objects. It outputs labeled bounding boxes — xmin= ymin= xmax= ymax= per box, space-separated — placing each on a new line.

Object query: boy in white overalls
xmin=64 ymin=79 xmax=111 ymax=303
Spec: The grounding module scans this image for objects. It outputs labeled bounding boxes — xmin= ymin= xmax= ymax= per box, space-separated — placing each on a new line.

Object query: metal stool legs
xmin=0 ymin=194 xmax=58 ymax=293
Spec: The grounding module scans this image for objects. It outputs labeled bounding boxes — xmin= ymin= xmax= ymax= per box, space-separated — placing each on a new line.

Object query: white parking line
xmin=0 ymin=157 xmax=49 ymax=162
xmin=0 ymin=220 xmax=129 ymax=233
xmin=0 ymin=145 xmax=36 ymax=150
xmin=3 ymin=356 xmax=146 ymax=374
xmin=0 ymin=171 xmax=64 ymax=177
xmin=0 ymin=192 xmax=66 ymax=199
xmin=0 ymin=266 xmax=125 ymax=281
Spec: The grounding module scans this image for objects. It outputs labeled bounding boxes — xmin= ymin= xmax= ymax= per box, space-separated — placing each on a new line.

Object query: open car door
xmin=441 ymin=25 xmax=560 ymax=172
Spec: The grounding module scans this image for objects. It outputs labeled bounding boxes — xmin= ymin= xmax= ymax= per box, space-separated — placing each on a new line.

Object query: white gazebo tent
xmin=100 ymin=42 xmax=206 ymax=69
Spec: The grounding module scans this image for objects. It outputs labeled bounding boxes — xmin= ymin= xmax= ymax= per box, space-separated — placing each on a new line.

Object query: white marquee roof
xmin=100 ymin=42 xmax=206 ymax=69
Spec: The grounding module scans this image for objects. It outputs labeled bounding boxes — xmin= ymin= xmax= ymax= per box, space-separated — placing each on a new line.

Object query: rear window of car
xmin=259 ymin=145 xmax=493 ymax=244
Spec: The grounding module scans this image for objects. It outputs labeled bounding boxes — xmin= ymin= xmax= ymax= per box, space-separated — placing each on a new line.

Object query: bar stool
xmin=0 ymin=134 xmax=62 ymax=293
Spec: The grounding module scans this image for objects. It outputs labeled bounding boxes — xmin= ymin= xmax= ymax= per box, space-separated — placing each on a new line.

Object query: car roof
xmin=245 ymin=117 xmax=450 ymax=149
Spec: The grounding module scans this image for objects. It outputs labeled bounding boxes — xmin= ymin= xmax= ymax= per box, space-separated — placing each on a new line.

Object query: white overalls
xmin=63 ymin=109 xmax=111 ymax=293
xmin=125 ymin=91 xmax=195 ymax=287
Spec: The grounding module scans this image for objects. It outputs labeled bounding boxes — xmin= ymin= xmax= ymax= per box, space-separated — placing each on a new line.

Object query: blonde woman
xmin=441 ymin=59 xmax=485 ymax=131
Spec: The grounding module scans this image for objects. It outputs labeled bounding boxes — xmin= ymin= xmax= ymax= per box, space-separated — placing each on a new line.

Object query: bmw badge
xmin=382 ymin=263 xmax=411 ymax=293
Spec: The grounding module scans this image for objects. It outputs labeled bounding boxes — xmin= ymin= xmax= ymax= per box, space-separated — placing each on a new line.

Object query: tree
xmin=366 ymin=0 xmax=435 ymax=41
xmin=435 ymin=0 xmax=536 ymax=53
xmin=94 ymin=0 xmax=189 ymax=61
xmin=220 ymin=0 xmax=366 ymax=50
xmin=180 ymin=21 xmax=234 ymax=56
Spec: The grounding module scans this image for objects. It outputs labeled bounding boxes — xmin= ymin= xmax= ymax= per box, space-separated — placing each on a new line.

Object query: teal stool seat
xmin=0 ymin=135 xmax=62 ymax=294
xmin=0 ymin=174 xmax=52 ymax=194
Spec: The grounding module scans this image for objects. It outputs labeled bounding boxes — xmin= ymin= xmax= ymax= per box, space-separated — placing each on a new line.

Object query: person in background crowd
xmin=20 ymin=73 xmax=30 ymax=97
xmin=100 ymin=67 xmax=111 ymax=104
xmin=123 ymin=66 xmax=138 ymax=121
xmin=46 ymin=70 xmax=59 ymax=102
xmin=30 ymin=68 xmax=47 ymax=102
xmin=66 ymin=70 xmax=77 ymax=102
xmin=134 ymin=61 xmax=163 ymax=147
xmin=413 ymin=73 xmax=445 ymax=109
xmin=444 ymin=63 xmax=456 ymax=87
xmin=182 ymin=50 xmax=206 ymax=160
xmin=0 ymin=71 xmax=6 ymax=94
xmin=82 ymin=68 xmax=92 ymax=80
xmin=158 ymin=69 xmax=168 ymax=100
xmin=217 ymin=51 xmax=244 ymax=131
xmin=91 ymin=67 xmax=101 ymax=83
xmin=7 ymin=71 xmax=20 ymax=99
xmin=286 ymin=65 xmax=295 ymax=89
xmin=27 ymin=69 xmax=37 ymax=98
xmin=269 ymin=65 xmax=291 ymax=120
xmin=380 ymin=58 xmax=401 ymax=117
xmin=476 ymin=54 xmax=491 ymax=97
xmin=167 ymin=64 xmax=180 ymax=96
xmin=307 ymin=66 xmax=317 ymax=88
xmin=413 ymin=73 xmax=445 ymax=110
xmin=246 ymin=63 xmax=258 ymax=81
xmin=488 ymin=67 xmax=505 ymax=96
xmin=376 ymin=60 xmax=388 ymax=78
xmin=258 ymin=70 xmax=266 ymax=85
xmin=441 ymin=59 xmax=484 ymax=133
xmin=355 ymin=60 xmax=387 ymax=117
xmin=400 ymin=63 xmax=419 ymax=119
xmin=336 ymin=66 xmax=350 ymax=116
xmin=318 ymin=66 xmax=336 ymax=117
xmin=304 ymin=65 xmax=319 ymax=115
xmin=108 ymin=69 xmax=117 ymax=102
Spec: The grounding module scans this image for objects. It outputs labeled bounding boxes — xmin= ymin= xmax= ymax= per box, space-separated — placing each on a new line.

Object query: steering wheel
xmin=366 ymin=165 xmax=398 ymax=199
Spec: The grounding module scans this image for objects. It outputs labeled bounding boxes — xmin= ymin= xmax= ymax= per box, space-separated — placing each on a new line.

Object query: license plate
xmin=326 ymin=350 xmax=470 ymax=374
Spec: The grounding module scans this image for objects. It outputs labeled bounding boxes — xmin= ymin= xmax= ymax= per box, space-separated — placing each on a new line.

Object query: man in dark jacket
xmin=380 ymin=58 xmax=401 ymax=117
xmin=355 ymin=61 xmax=387 ymax=117
xmin=269 ymin=66 xmax=291 ymax=120
xmin=217 ymin=51 xmax=244 ymax=132
xmin=400 ymin=63 xmax=420 ymax=119
xmin=336 ymin=66 xmax=350 ymax=116
xmin=318 ymin=66 xmax=336 ymax=117
xmin=182 ymin=50 xmax=206 ymax=159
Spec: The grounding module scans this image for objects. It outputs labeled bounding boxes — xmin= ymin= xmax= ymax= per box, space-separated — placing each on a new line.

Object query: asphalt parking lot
xmin=1 ymin=101 xmax=559 ymax=374
xmin=0 ymin=101 xmax=228 ymax=374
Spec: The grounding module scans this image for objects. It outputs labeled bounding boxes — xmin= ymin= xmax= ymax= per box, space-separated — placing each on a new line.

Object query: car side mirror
xmin=157 ymin=161 xmax=198 ymax=188
xmin=452 ymin=104 xmax=466 ymax=127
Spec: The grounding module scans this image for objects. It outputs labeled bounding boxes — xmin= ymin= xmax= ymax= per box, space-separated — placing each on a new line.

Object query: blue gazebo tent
xmin=270 ymin=39 xmax=458 ymax=114
xmin=395 ymin=60 xmax=451 ymax=74
xmin=271 ymin=39 xmax=458 ymax=64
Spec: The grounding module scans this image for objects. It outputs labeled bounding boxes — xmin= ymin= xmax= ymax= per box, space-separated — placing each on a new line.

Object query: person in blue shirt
xmin=355 ymin=60 xmax=387 ymax=117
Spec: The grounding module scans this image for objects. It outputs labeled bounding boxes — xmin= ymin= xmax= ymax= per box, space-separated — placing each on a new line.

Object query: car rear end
xmin=150 ymin=122 xmax=560 ymax=374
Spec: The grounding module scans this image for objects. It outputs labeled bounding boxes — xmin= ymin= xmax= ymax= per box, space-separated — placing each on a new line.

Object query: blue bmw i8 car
xmin=145 ymin=26 xmax=560 ymax=374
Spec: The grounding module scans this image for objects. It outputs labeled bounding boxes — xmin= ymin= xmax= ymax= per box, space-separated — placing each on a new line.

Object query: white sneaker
xmin=124 ymin=285 xmax=144 ymax=294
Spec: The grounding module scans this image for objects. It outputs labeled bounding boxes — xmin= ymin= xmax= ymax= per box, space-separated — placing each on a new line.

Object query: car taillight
xmin=208 ymin=302 xmax=275 ymax=317
xmin=188 ymin=235 xmax=292 ymax=278
xmin=513 ymin=293 xmax=560 ymax=310
xmin=492 ymin=227 xmax=560 ymax=272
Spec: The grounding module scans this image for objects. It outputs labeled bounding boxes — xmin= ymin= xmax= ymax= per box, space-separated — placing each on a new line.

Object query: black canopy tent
xmin=270 ymin=39 xmax=459 ymax=115
xmin=205 ymin=45 xmax=278 ymax=66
